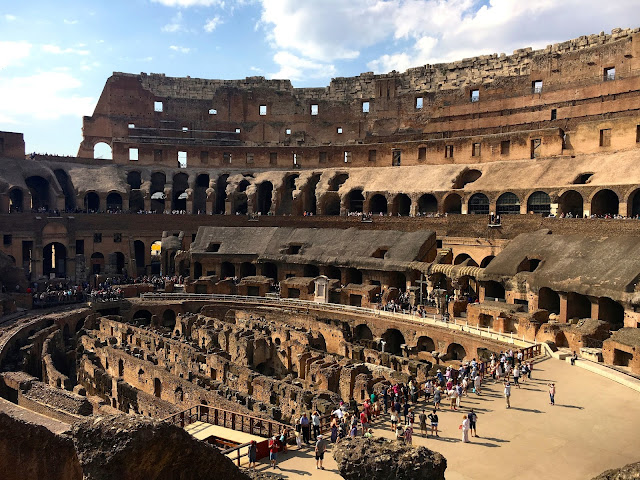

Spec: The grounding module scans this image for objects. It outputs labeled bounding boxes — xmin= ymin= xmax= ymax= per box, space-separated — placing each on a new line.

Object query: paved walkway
xmin=246 ymin=357 xmax=640 ymax=480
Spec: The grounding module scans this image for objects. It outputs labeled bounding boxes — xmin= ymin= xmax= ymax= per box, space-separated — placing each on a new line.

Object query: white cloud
xmin=249 ymin=66 xmax=263 ymax=73
xmin=0 ymin=41 xmax=31 ymax=70
xmin=42 ymin=44 xmax=90 ymax=56
xmin=162 ymin=11 xmax=185 ymax=32
xmin=4 ymin=14 xmax=16 ymax=21
xmin=0 ymin=71 xmax=95 ymax=123
xmin=63 ymin=19 xmax=78 ymax=25
xmin=268 ymin=51 xmax=335 ymax=81
xmin=169 ymin=45 xmax=191 ymax=53
xmin=152 ymin=0 xmax=225 ymax=6
xmin=204 ymin=15 xmax=222 ymax=32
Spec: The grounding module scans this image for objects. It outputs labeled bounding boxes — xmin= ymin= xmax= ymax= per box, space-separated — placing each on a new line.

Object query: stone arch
xmin=598 ymin=297 xmax=624 ymax=330
xmin=354 ymin=324 xmax=373 ymax=341
xmin=25 ymin=176 xmax=53 ymax=211
xmin=416 ymin=336 xmax=435 ymax=352
xmin=150 ymin=172 xmax=167 ymax=213
xmin=345 ymin=268 xmax=363 ymax=284
xmin=328 ymin=173 xmax=349 ymax=191
xmin=90 ymin=252 xmax=104 ymax=274
xmin=134 ymin=240 xmax=145 ymax=276
xmin=346 ymin=189 xmax=364 ymax=213
xmin=453 ymin=169 xmax=482 ymax=188
xmin=382 ymin=329 xmax=405 ymax=355
xmin=93 ymin=142 xmax=112 ymax=159
xmin=84 ymin=191 xmax=100 ymax=212
xmin=221 ymin=262 xmax=235 ymax=278
xmin=320 ymin=193 xmax=340 ymax=215
xmin=527 ymin=191 xmax=551 ymax=215
xmin=193 ymin=173 xmax=209 ymax=214
xmin=454 ymin=253 xmax=478 ymax=266
xmin=558 ymin=190 xmax=583 ymax=217
xmin=257 ymin=181 xmax=273 ymax=214
xmin=442 ymin=193 xmax=462 ymax=214
xmin=480 ymin=255 xmax=495 ymax=267
xmin=496 ymin=192 xmax=520 ymax=215
xmin=106 ymin=192 xmax=123 ymax=212
xmin=627 ymin=188 xmax=640 ymax=217
xmin=132 ymin=309 xmax=152 ymax=326
xmin=162 ymin=309 xmax=176 ymax=329
xmin=262 ymin=262 xmax=278 ymax=280
xmin=392 ymin=193 xmax=411 ymax=216
xmin=591 ymin=188 xmax=619 ymax=216
xmin=418 ymin=194 xmax=438 ymax=214
xmin=8 ymin=188 xmax=24 ymax=212
xmin=538 ymin=287 xmax=560 ymax=314
xmin=240 ymin=262 xmax=256 ymax=278
xmin=303 ymin=264 xmax=320 ymax=277
xmin=215 ymin=174 xmax=229 ymax=214
xmin=127 ymin=171 xmax=142 ymax=189
xmin=53 ymin=169 xmax=75 ymax=210
xmin=112 ymin=251 xmax=126 ymax=275
xmin=172 ymin=173 xmax=189 ymax=211
xmin=43 ymin=242 xmax=66 ymax=278
xmin=193 ymin=261 xmax=203 ymax=279
xmin=566 ymin=292 xmax=591 ymax=320
xmin=484 ymin=280 xmax=505 ymax=300
xmin=468 ymin=193 xmax=489 ymax=215
xmin=447 ymin=343 xmax=466 ymax=361
xmin=277 ymin=173 xmax=299 ymax=215
xmin=368 ymin=194 xmax=388 ymax=214
xmin=175 ymin=387 xmax=184 ymax=402
xmin=303 ymin=173 xmax=321 ymax=215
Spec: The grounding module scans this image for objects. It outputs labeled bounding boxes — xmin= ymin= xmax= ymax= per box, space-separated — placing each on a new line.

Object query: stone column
xmin=558 ymin=293 xmax=569 ymax=323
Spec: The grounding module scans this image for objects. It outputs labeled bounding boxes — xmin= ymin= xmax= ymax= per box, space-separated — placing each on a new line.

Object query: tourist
xmin=382 ymin=386 xmax=389 ymax=413
xmin=460 ymin=414 xmax=470 ymax=443
xmin=433 ymin=387 xmax=442 ymax=410
xmin=330 ymin=416 xmax=338 ymax=443
xmin=449 ymin=387 xmax=458 ymax=411
xmin=300 ymin=413 xmax=311 ymax=444
xmin=527 ymin=361 xmax=533 ymax=379
xmin=428 ymin=409 xmax=439 ymax=437
xmin=364 ymin=428 xmax=374 ymax=438
xmin=248 ymin=440 xmax=257 ymax=470
xmin=349 ymin=423 xmax=358 ymax=438
xmin=419 ymin=410 xmax=428 ymax=437
xmin=474 ymin=373 xmax=482 ymax=395
xmin=548 ymin=382 xmax=556 ymax=405
xmin=571 ymin=351 xmax=578 ymax=366
xmin=390 ymin=410 xmax=399 ymax=432
xmin=315 ymin=434 xmax=327 ymax=470
xmin=403 ymin=400 xmax=410 ymax=423
xmin=312 ymin=411 xmax=321 ymax=440
xmin=279 ymin=427 xmax=288 ymax=452
xmin=360 ymin=409 xmax=369 ymax=435
xmin=404 ymin=424 xmax=413 ymax=444
xmin=513 ymin=365 xmax=521 ymax=388
xmin=504 ymin=381 xmax=511 ymax=408
xmin=268 ymin=436 xmax=279 ymax=468
xmin=395 ymin=423 xmax=405 ymax=442
xmin=468 ymin=409 xmax=478 ymax=437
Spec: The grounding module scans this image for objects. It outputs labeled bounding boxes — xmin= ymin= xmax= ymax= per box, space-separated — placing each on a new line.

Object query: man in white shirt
xmin=504 ymin=381 xmax=511 ymax=408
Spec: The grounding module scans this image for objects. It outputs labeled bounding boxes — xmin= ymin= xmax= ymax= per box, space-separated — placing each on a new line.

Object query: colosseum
xmin=1 ymin=27 xmax=640 ymax=480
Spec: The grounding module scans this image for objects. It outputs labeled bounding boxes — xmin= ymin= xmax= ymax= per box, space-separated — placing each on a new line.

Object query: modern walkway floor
xmin=245 ymin=357 xmax=640 ymax=480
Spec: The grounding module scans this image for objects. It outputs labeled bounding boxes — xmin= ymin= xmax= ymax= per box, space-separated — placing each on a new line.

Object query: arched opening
xmin=62 ymin=323 xmax=71 ymax=340
xmin=174 ymin=387 xmax=184 ymax=402
xmin=354 ymin=324 xmax=373 ymax=341
xmin=480 ymin=256 xmax=495 ymax=267
xmin=150 ymin=172 xmax=166 ymax=213
xmin=559 ymin=190 xmax=583 ymax=217
xmin=113 ymin=252 xmax=125 ymax=275
xmin=90 ymin=252 xmax=104 ymax=274
xmin=538 ymin=287 xmax=560 ymax=314
xmin=132 ymin=309 xmax=152 ymax=326
xmin=484 ymin=280 xmax=505 ymax=300
xmin=193 ymin=261 xmax=202 ymax=279
xmin=447 ymin=343 xmax=466 ymax=361
xmin=172 ymin=173 xmax=189 ymax=211
xmin=257 ymin=182 xmax=273 ymax=215
xmin=234 ymin=180 xmax=250 ymax=214
xmin=215 ymin=174 xmax=229 ymax=214
xmin=454 ymin=253 xmax=478 ymax=266
xmin=221 ymin=262 xmax=235 ymax=278
xmin=418 ymin=194 xmax=438 ymax=214
xmin=382 ymin=329 xmax=405 ymax=355
xmin=240 ymin=262 xmax=256 ymax=278
xmin=43 ymin=242 xmax=66 ymax=278
xmin=127 ymin=171 xmax=142 ymax=189
xmin=321 ymin=193 xmax=340 ymax=215
xmin=392 ymin=194 xmax=411 ymax=216
xmin=25 ymin=176 xmax=52 ymax=211
xmin=84 ymin=192 xmax=100 ymax=212
xmin=310 ymin=333 xmax=327 ymax=351
xmin=324 ymin=266 xmax=341 ymax=280
xmin=468 ymin=193 xmax=489 ymax=215
xmin=442 ymin=193 xmax=462 ymax=214
xmin=598 ymin=297 xmax=624 ymax=330
xmin=193 ymin=174 xmax=209 ymax=214
xmin=345 ymin=268 xmax=363 ymax=285
xmin=303 ymin=264 xmax=320 ymax=277
xmin=118 ymin=359 xmax=124 ymax=377
xmin=629 ymin=189 xmax=640 ymax=218
xmin=277 ymin=174 xmax=299 ymax=215
xmin=566 ymin=292 xmax=591 ymax=320
xmin=134 ymin=240 xmax=145 ymax=276
xmin=328 ymin=173 xmax=348 ymax=191
xmin=416 ymin=336 xmax=435 ymax=352
xmin=262 ymin=262 xmax=278 ymax=280
xmin=93 ymin=142 xmax=112 ymax=159
xmin=517 ymin=257 xmax=541 ymax=273
xmin=369 ymin=194 xmax=388 ymax=214
xmin=150 ymin=241 xmax=162 ymax=274
xmin=153 ymin=378 xmax=162 ymax=398
xmin=303 ymin=173 xmax=321 ymax=215
xmin=496 ymin=192 xmax=520 ymax=215
xmin=106 ymin=192 xmax=123 ymax=212
xmin=453 ymin=169 xmax=482 ymax=188
xmin=527 ymin=191 xmax=551 ymax=215
xmin=162 ymin=309 xmax=176 ymax=329
xmin=9 ymin=188 xmax=23 ymax=212
xmin=347 ymin=189 xmax=364 ymax=213
xmin=54 ymin=169 xmax=75 ymax=210
xmin=591 ymin=189 xmax=619 ymax=216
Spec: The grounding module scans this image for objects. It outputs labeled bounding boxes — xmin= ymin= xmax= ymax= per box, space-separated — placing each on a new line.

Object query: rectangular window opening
xmin=418 ymin=147 xmax=427 ymax=162
xmin=416 ymin=97 xmax=424 ymax=109
xmin=470 ymin=89 xmax=479 ymax=103
xmin=223 ymin=152 xmax=232 ymax=165
xmin=270 ymin=152 xmax=278 ymax=165
xmin=154 ymin=101 xmax=163 ymax=112
xmin=551 ymin=109 xmax=557 ymax=120
xmin=636 ymin=125 xmax=640 ymax=143
xmin=129 ymin=147 xmax=139 ymax=161
xmin=154 ymin=149 xmax=163 ymax=162
xmin=209 ymin=108 xmax=217 ymax=115
xmin=75 ymin=240 xmax=84 ymax=255
xmin=531 ymin=138 xmax=542 ymax=158
xmin=532 ymin=80 xmax=543 ymax=94
xmin=604 ymin=66 xmax=616 ymax=81
xmin=293 ymin=153 xmax=298 ymax=165
xmin=128 ymin=123 xmax=135 ymax=129
xmin=182 ymin=126 xmax=189 ymax=132
xmin=392 ymin=149 xmax=401 ymax=166
xmin=178 ymin=151 xmax=187 ymax=168
xmin=500 ymin=140 xmax=510 ymax=155
xmin=113 ymin=233 xmax=122 ymax=243
xmin=337 ymin=127 xmax=343 ymax=134
xmin=200 ymin=151 xmax=209 ymax=164
xmin=319 ymin=151 xmax=327 ymax=164
xmin=246 ymin=153 xmax=254 ymax=164
xmin=94 ymin=233 xmax=102 ymax=243
xmin=3 ymin=234 xmax=12 ymax=246
xmin=368 ymin=149 xmax=377 ymax=162
xmin=259 ymin=105 xmax=267 ymax=116
xmin=362 ymin=101 xmax=370 ymax=113
xmin=445 ymin=145 xmax=454 ymax=158
xmin=285 ymin=128 xmax=291 ymax=135
xmin=344 ymin=151 xmax=351 ymax=163
xmin=235 ymin=128 xmax=241 ymax=134
xmin=600 ymin=128 xmax=611 ymax=147
xmin=311 ymin=104 xmax=319 ymax=116
xmin=472 ymin=142 xmax=481 ymax=157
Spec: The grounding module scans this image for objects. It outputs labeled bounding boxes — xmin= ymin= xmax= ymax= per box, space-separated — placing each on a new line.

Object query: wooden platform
xmin=185 ymin=421 xmax=264 ymax=444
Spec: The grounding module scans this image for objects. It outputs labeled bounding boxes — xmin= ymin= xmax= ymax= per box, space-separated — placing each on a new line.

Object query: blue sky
xmin=1 ymin=0 xmax=639 ymax=156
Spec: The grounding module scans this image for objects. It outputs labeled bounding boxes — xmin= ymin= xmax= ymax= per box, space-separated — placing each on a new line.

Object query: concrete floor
xmin=247 ymin=356 xmax=640 ymax=480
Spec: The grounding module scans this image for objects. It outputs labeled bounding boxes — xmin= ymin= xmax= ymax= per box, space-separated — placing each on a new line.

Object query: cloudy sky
xmin=1 ymin=0 xmax=639 ymax=155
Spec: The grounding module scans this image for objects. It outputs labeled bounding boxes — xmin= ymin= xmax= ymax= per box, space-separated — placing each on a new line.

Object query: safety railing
xmin=140 ymin=292 xmax=537 ymax=347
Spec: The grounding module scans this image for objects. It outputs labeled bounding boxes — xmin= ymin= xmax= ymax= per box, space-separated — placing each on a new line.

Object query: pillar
xmin=558 ymin=293 xmax=569 ymax=323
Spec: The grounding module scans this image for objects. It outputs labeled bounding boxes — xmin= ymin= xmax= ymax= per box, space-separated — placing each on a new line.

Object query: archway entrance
xmin=392 ymin=194 xmax=411 ymax=216
xmin=347 ymin=190 xmax=364 ymax=213
xmin=354 ymin=324 xmax=373 ymax=342
xmin=43 ymin=242 xmax=66 ymax=278
xmin=418 ymin=194 xmax=437 ymax=214
xmin=257 ymin=182 xmax=273 ymax=215
xmin=468 ymin=193 xmax=489 ymax=215
xmin=447 ymin=343 xmax=466 ymax=361
xmin=382 ymin=329 xmax=405 ymax=355
xmin=559 ymin=190 xmax=583 ymax=217
xmin=591 ymin=189 xmax=619 ymax=216
xmin=84 ymin=192 xmax=100 ymax=212
xmin=443 ymin=193 xmax=461 ymax=214
xmin=369 ymin=194 xmax=388 ymax=214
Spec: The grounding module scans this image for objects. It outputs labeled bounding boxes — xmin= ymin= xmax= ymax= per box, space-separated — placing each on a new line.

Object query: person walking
xmin=248 ymin=440 xmax=257 ymax=470
xmin=390 ymin=410 xmax=399 ymax=432
xmin=548 ymin=383 xmax=556 ymax=405
xmin=427 ymin=410 xmax=439 ymax=437
xmin=268 ymin=436 xmax=279 ymax=468
xmin=513 ymin=365 xmax=521 ymax=388
xmin=460 ymin=414 xmax=470 ymax=443
xmin=504 ymin=381 xmax=511 ymax=408
xmin=300 ymin=413 xmax=311 ymax=444
xmin=474 ymin=373 xmax=482 ymax=395
xmin=419 ymin=410 xmax=428 ymax=437
xmin=404 ymin=424 xmax=413 ymax=444
xmin=433 ymin=387 xmax=442 ymax=410
xmin=315 ymin=434 xmax=327 ymax=470
xmin=468 ymin=409 xmax=478 ymax=437
xmin=311 ymin=411 xmax=321 ymax=440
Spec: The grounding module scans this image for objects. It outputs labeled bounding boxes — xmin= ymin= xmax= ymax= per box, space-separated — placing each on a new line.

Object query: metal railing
xmin=140 ymin=292 xmax=537 ymax=347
